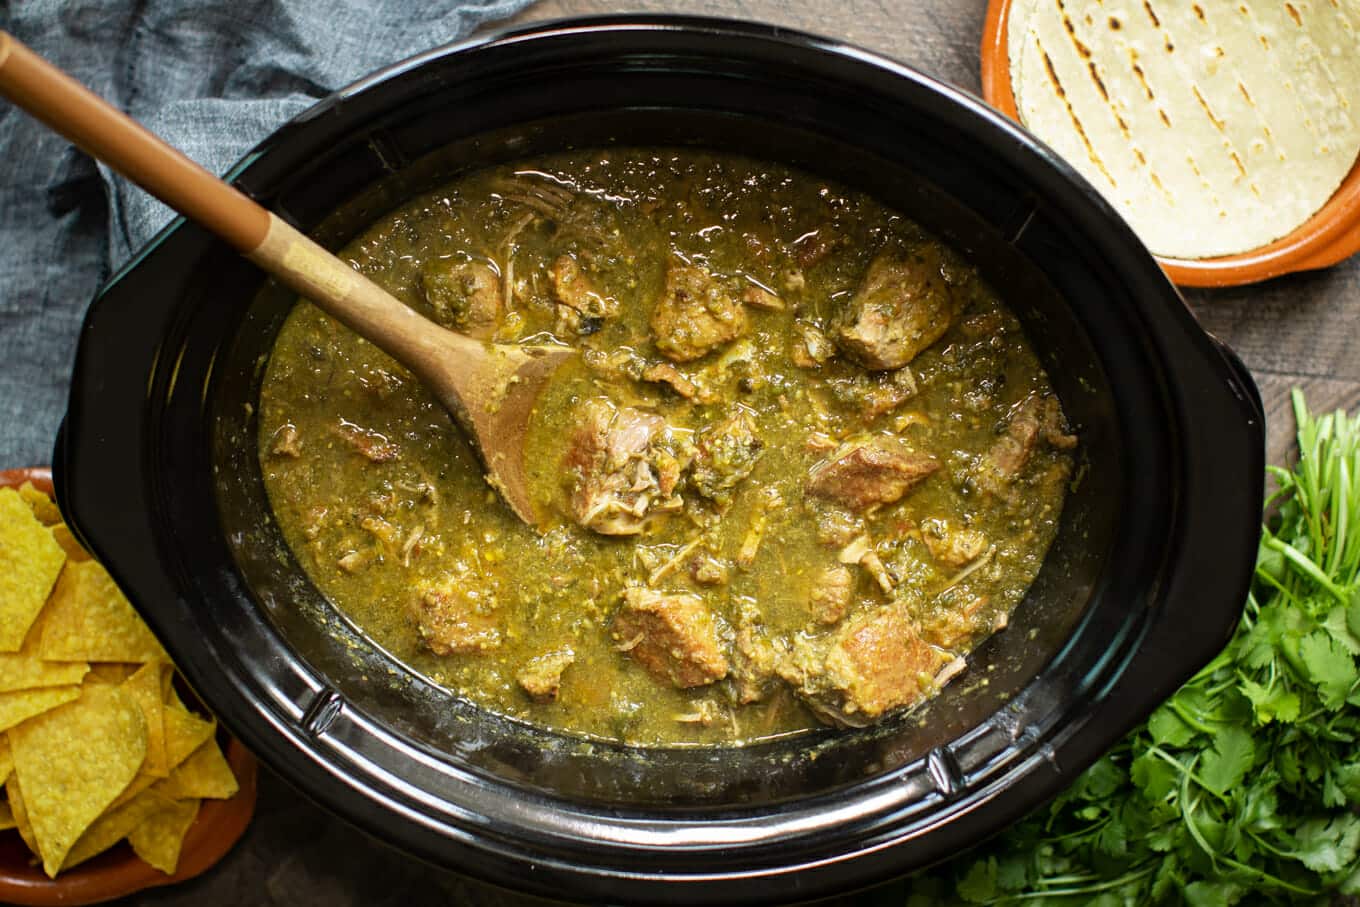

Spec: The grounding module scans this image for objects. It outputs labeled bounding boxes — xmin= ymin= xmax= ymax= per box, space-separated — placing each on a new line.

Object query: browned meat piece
xmin=828 ymin=368 xmax=917 ymax=418
xmin=551 ymin=254 xmax=618 ymax=320
xmin=741 ymin=284 xmax=784 ymax=311
xmin=806 ymin=436 xmax=938 ymax=513
xmin=809 ymin=563 xmax=854 ymax=624
xmin=792 ymin=227 xmax=840 ymax=267
xmin=979 ymin=394 xmax=1077 ymax=492
xmin=641 ymin=362 xmax=701 ymax=400
xmin=270 ymin=423 xmax=302 ymax=458
xmin=921 ymin=595 xmax=990 ymax=649
xmin=332 ymin=419 xmax=401 ymax=463
xmin=563 ymin=399 xmax=687 ymax=535
xmin=920 ymin=518 xmax=988 ymax=568
xmin=831 ymin=243 xmax=965 ymax=370
xmin=650 ymin=263 xmax=748 ymax=362
xmin=789 ymin=321 xmax=836 ymax=369
xmin=414 ymin=571 xmax=501 ymax=655
xmin=778 ymin=605 xmax=951 ymax=727
xmin=730 ymin=601 xmax=779 ymax=704
xmin=691 ymin=407 xmax=763 ymax=505
xmin=421 ymin=258 xmax=502 ymax=339
xmin=611 ymin=589 xmax=729 ymax=688
xmin=517 ymin=649 xmax=576 ymax=703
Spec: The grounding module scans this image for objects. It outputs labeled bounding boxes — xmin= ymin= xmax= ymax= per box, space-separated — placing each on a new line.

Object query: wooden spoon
xmin=0 ymin=31 xmax=572 ymax=526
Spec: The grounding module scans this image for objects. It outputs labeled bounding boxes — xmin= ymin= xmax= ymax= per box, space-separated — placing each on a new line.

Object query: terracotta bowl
xmin=981 ymin=0 xmax=1360 ymax=287
xmin=0 ymin=466 xmax=259 ymax=906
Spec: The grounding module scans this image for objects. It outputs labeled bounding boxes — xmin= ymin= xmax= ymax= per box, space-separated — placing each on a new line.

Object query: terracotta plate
xmin=0 ymin=466 xmax=259 ymax=907
xmin=981 ymin=0 xmax=1360 ymax=287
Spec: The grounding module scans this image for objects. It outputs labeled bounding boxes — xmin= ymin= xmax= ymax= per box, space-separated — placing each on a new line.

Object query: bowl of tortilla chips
xmin=0 ymin=467 xmax=257 ymax=906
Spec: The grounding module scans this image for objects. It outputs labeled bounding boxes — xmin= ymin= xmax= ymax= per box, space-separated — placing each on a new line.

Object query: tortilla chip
xmin=123 ymin=663 xmax=169 ymax=777
xmin=157 ymin=739 xmax=237 ymax=800
xmin=0 ymin=800 xmax=15 ymax=831
xmin=0 ymin=616 xmax=89 ymax=693
xmin=38 ymin=560 xmax=168 ymax=663
xmin=128 ymin=798 xmax=199 ymax=875
xmin=0 ymin=488 xmax=67 ymax=652
xmin=109 ymin=700 xmax=214 ymax=811
xmin=0 ymin=685 xmax=81 ymax=732
xmin=88 ymin=663 xmax=138 ymax=684
xmin=61 ymin=788 xmax=172 ymax=872
xmin=17 ymin=483 xmax=61 ymax=526
xmin=9 ymin=683 xmax=148 ymax=876
xmin=49 ymin=524 xmax=90 ymax=562
xmin=7 ymin=776 xmax=37 ymax=854
xmin=0 ymin=736 xmax=11 ymax=786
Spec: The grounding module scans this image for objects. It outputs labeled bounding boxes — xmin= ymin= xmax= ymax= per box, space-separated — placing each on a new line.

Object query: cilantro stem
xmin=1263 ymin=536 xmax=1348 ymax=603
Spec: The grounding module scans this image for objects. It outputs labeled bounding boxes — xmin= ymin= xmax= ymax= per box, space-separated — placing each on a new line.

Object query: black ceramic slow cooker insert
xmin=54 ymin=17 xmax=1264 ymax=904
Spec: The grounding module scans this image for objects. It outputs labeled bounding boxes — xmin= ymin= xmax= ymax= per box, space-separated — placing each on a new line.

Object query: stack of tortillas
xmin=1008 ymin=0 xmax=1360 ymax=259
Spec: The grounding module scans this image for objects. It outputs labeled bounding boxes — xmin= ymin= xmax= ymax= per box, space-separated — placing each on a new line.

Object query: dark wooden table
xmin=129 ymin=1 xmax=1360 ymax=904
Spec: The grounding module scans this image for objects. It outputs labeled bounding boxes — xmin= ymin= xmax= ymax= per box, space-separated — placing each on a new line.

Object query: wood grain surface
xmin=127 ymin=1 xmax=1360 ymax=904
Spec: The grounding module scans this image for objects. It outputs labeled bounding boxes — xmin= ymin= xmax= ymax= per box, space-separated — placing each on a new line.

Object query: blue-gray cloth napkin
xmin=0 ymin=0 xmax=533 ymax=468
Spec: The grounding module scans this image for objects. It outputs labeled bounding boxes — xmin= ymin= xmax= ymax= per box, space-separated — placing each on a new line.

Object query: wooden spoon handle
xmin=0 ymin=30 xmax=475 ymax=370
xmin=0 ymin=31 xmax=268 ymax=252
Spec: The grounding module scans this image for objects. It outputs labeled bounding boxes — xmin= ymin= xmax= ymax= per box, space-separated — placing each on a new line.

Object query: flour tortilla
xmin=1010 ymin=0 xmax=1360 ymax=259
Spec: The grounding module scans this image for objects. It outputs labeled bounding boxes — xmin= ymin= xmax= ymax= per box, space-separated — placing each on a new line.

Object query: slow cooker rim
xmin=55 ymin=15 xmax=1263 ymax=904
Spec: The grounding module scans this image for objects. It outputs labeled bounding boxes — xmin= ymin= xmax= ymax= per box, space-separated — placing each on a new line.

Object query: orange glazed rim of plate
xmin=980 ymin=0 xmax=1360 ymax=288
xmin=0 ymin=466 xmax=259 ymax=907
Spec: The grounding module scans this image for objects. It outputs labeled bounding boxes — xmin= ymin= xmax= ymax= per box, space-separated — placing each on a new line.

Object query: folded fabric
xmin=0 ymin=0 xmax=532 ymax=467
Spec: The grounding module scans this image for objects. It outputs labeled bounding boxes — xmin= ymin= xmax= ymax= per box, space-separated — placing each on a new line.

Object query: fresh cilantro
xmin=911 ymin=391 xmax=1360 ymax=904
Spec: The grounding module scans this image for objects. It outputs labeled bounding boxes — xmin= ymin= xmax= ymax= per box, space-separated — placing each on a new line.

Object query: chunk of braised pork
xmin=778 ymin=605 xmax=952 ymax=727
xmin=332 ymin=419 xmax=401 ymax=463
xmin=414 ymin=569 xmax=502 ymax=656
xmin=789 ymin=321 xmax=836 ymax=369
xmin=517 ymin=649 xmax=576 ymax=703
xmin=806 ymin=435 xmax=938 ymax=513
xmin=978 ymin=394 xmax=1077 ymax=492
xmin=691 ymin=407 xmax=763 ymax=505
xmin=828 ymin=367 xmax=917 ymax=419
xmin=420 ymin=258 xmax=502 ymax=339
xmin=550 ymin=254 xmax=617 ymax=336
xmin=730 ymin=600 xmax=779 ymax=704
xmin=611 ymin=588 xmax=729 ymax=688
xmin=641 ymin=362 xmax=702 ymax=401
xmin=808 ymin=563 xmax=854 ymax=625
xmin=920 ymin=518 xmax=988 ymax=568
xmin=831 ymin=242 xmax=965 ymax=370
xmin=650 ymin=262 xmax=748 ymax=362
xmin=563 ymin=399 xmax=686 ymax=536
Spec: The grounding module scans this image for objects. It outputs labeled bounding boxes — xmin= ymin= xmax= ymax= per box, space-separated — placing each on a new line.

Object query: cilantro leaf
xmin=955 ymin=857 xmax=996 ymax=903
xmin=1299 ymin=631 xmax=1357 ymax=709
xmin=1238 ymin=677 xmax=1300 ymax=724
xmin=1148 ymin=705 xmax=1196 ymax=747
xmin=1198 ymin=727 xmax=1255 ymax=796
xmin=1293 ymin=815 xmax=1360 ymax=873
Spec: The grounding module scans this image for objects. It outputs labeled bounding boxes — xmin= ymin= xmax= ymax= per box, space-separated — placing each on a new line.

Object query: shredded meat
xmin=421 ymin=258 xmax=502 ymax=339
xmin=789 ymin=321 xmax=836 ymax=368
xmin=779 ymin=605 xmax=951 ymax=727
xmin=611 ymin=589 xmax=729 ymax=688
xmin=806 ymin=435 xmax=938 ymax=513
xmin=650 ymin=262 xmax=748 ymax=362
xmin=563 ymin=399 xmax=686 ymax=535
xmin=831 ymin=243 xmax=965 ymax=370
